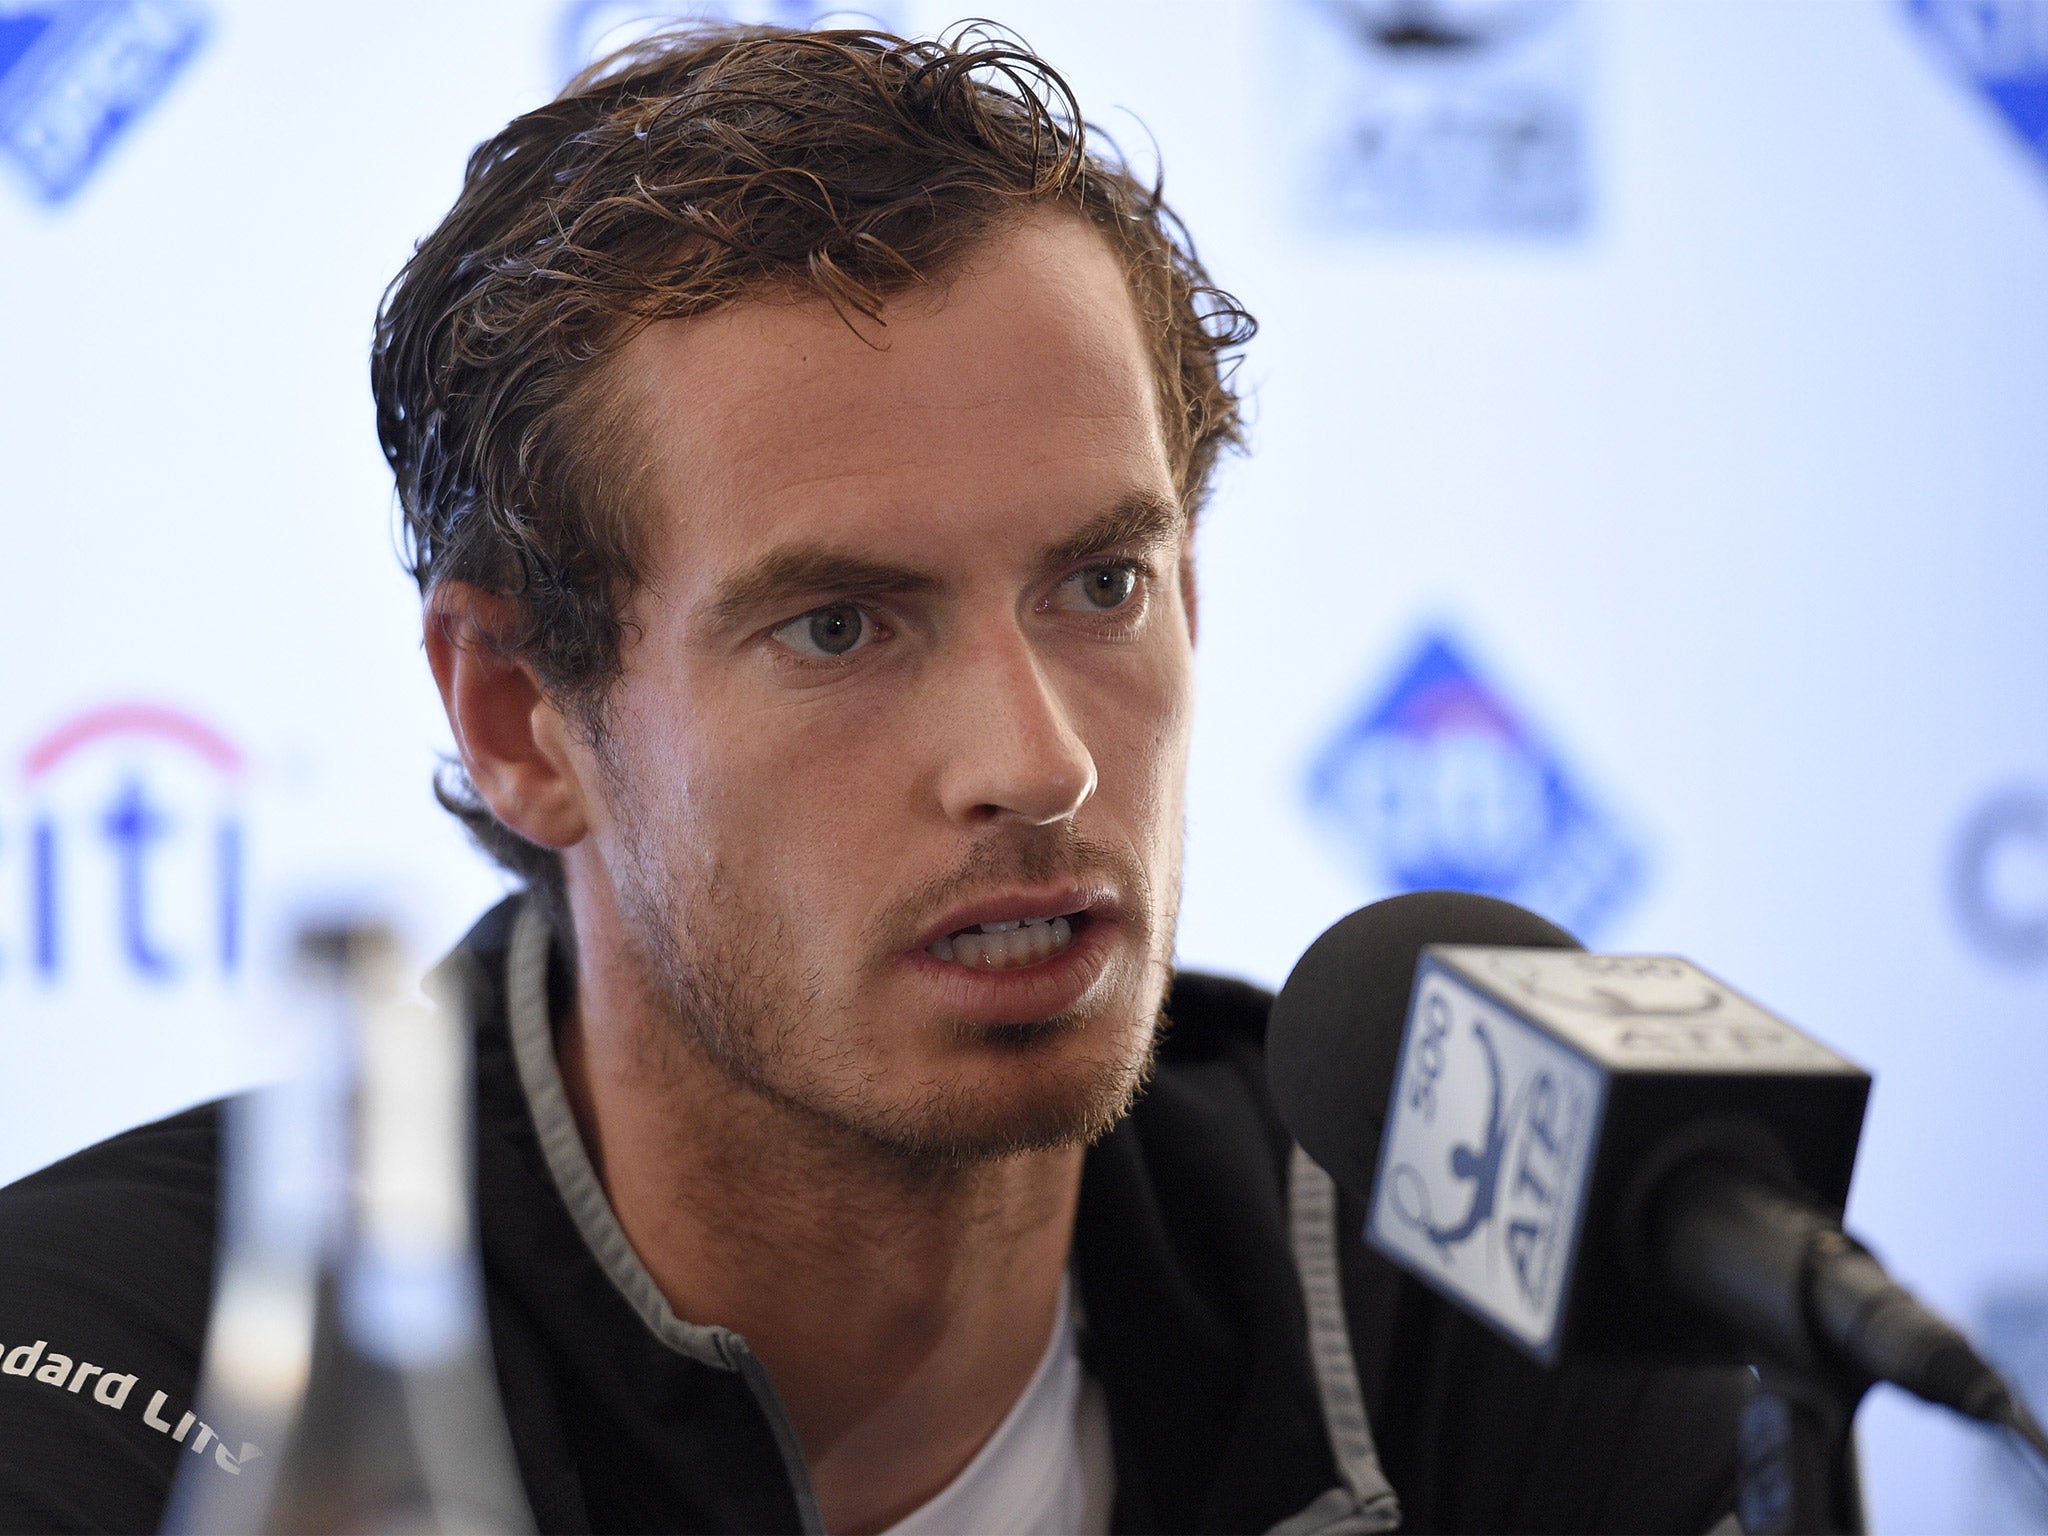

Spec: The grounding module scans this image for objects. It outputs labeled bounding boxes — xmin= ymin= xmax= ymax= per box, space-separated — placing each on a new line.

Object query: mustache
xmin=866 ymin=822 xmax=1152 ymax=957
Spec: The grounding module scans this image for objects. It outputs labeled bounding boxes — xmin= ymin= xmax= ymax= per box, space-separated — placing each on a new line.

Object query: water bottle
xmin=164 ymin=920 xmax=533 ymax=1533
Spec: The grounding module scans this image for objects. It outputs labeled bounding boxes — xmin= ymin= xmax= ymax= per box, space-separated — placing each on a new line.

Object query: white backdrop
xmin=4 ymin=2 xmax=2046 ymax=1529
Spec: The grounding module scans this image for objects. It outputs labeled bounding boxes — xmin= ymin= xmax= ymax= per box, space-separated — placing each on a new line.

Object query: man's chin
xmin=845 ymin=1027 xmax=1159 ymax=1171
xmin=954 ymin=1011 xmax=1088 ymax=1053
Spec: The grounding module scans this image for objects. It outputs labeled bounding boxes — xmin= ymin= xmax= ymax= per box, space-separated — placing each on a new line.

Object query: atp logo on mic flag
xmin=0 ymin=0 xmax=208 ymax=207
xmin=1907 ymin=0 xmax=2048 ymax=179
xmin=1370 ymin=954 xmax=1606 ymax=1360
xmin=1305 ymin=629 xmax=1645 ymax=942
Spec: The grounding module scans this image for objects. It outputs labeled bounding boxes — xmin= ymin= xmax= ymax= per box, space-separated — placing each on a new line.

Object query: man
xmin=0 ymin=25 xmax=1746 ymax=1534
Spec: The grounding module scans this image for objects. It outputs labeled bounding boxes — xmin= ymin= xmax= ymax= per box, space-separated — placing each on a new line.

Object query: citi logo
xmin=4 ymin=703 xmax=244 ymax=987
xmin=1952 ymin=783 xmax=2048 ymax=965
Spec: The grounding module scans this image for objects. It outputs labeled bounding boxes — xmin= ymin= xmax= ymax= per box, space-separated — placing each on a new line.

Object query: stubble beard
xmin=609 ymin=807 xmax=1179 ymax=1174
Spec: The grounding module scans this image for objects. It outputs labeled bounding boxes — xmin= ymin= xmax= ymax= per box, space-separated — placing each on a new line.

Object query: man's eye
xmin=772 ymin=603 xmax=873 ymax=659
xmin=1054 ymin=563 xmax=1141 ymax=613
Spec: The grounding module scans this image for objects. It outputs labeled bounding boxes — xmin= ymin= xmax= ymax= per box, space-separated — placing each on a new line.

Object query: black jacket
xmin=0 ymin=897 xmax=1745 ymax=1533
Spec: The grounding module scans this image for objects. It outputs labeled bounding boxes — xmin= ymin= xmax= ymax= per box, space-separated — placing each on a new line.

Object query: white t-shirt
xmin=880 ymin=1276 xmax=1114 ymax=1536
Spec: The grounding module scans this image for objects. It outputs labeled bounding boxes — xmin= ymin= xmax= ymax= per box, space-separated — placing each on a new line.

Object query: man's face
xmin=579 ymin=211 xmax=1194 ymax=1165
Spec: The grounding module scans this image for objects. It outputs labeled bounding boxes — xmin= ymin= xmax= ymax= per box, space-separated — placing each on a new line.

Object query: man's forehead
xmin=624 ymin=219 xmax=1153 ymax=444
xmin=607 ymin=211 xmax=1179 ymax=593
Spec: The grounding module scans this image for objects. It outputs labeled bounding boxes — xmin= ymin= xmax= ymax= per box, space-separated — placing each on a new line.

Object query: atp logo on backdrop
xmin=1271 ymin=0 xmax=1591 ymax=235
xmin=554 ymin=1 xmax=901 ymax=85
xmin=1907 ymin=0 xmax=2048 ymax=179
xmin=1305 ymin=629 xmax=1644 ymax=942
xmin=1 ymin=703 xmax=245 ymax=996
xmin=0 ymin=0 xmax=207 ymax=206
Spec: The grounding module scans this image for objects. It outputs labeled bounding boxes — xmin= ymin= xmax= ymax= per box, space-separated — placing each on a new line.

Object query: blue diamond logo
xmin=1907 ymin=0 xmax=2048 ymax=177
xmin=1305 ymin=629 xmax=1645 ymax=942
xmin=0 ymin=0 xmax=208 ymax=207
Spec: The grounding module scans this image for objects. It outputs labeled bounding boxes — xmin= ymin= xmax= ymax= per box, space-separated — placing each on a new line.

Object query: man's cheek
xmin=1097 ymin=702 xmax=1188 ymax=817
xmin=744 ymin=751 xmax=903 ymax=903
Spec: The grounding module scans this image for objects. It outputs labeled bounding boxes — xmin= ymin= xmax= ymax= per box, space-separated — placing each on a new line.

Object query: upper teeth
xmin=976 ymin=917 xmax=1054 ymax=934
xmin=927 ymin=913 xmax=1077 ymax=967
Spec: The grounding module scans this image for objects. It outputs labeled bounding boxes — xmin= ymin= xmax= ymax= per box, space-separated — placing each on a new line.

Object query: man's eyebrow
xmin=1040 ymin=491 xmax=1186 ymax=568
xmin=699 ymin=491 xmax=1185 ymax=635
xmin=703 ymin=549 xmax=939 ymax=633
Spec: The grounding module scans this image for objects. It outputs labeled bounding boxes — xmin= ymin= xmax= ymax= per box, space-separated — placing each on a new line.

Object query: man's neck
xmin=555 ymin=982 xmax=1084 ymax=1536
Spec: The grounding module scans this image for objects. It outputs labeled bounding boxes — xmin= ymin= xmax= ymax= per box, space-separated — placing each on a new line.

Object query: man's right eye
xmin=771 ymin=603 xmax=873 ymax=660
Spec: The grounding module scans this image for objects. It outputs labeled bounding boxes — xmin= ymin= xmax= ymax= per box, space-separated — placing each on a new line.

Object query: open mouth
xmin=925 ymin=912 xmax=1086 ymax=970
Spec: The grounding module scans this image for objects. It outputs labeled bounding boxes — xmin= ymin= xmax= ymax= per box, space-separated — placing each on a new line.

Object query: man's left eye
xmin=1053 ymin=563 xmax=1141 ymax=613
xmin=771 ymin=603 xmax=875 ymax=659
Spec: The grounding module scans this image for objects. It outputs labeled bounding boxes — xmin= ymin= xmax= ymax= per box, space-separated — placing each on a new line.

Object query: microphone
xmin=1266 ymin=891 xmax=2045 ymax=1453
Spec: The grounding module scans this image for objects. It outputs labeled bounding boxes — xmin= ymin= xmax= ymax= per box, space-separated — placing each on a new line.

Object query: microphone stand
xmin=1661 ymin=1154 xmax=2048 ymax=1535
xmin=1736 ymin=1361 xmax=1868 ymax=1536
xmin=1652 ymin=1161 xmax=1879 ymax=1535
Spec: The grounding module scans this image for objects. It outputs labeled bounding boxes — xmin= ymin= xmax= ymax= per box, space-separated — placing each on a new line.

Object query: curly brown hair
xmin=371 ymin=23 xmax=1253 ymax=923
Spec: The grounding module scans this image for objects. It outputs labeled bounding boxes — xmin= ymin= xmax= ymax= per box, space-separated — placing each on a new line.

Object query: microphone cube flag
xmin=1368 ymin=947 xmax=1870 ymax=1366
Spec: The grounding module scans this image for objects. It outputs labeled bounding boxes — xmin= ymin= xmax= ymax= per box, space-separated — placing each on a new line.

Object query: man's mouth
xmin=925 ymin=912 xmax=1083 ymax=970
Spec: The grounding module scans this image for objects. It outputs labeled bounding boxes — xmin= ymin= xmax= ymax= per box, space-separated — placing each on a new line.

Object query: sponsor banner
xmin=0 ymin=700 xmax=265 ymax=1183
xmin=1304 ymin=628 xmax=1644 ymax=943
xmin=1271 ymin=0 xmax=1590 ymax=235
xmin=1972 ymin=1285 xmax=2048 ymax=1531
xmin=555 ymin=1 xmax=903 ymax=85
xmin=2 ymin=702 xmax=245 ymax=1000
xmin=0 ymin=0 xmax=207 ymax=206
xmin=1908 ymin=0 xmax=2048 ymax=180
xmin=1951 ymin=784 xmax=2048 ymax=966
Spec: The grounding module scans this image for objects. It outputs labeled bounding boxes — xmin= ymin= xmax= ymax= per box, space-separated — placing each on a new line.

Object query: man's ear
xmin=424 ymin=583 xmax=591 ymax=850
xmin=1179 ymin=535 xmax=1199 ymax=646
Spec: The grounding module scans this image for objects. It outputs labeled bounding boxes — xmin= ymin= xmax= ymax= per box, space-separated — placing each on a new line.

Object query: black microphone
xmin=1266 ymin=891 xmax=2043 ymax=1451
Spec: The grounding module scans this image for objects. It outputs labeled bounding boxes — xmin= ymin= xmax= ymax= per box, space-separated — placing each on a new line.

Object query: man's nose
xmin=933 ymin=628 xmax=1097 ymax=828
